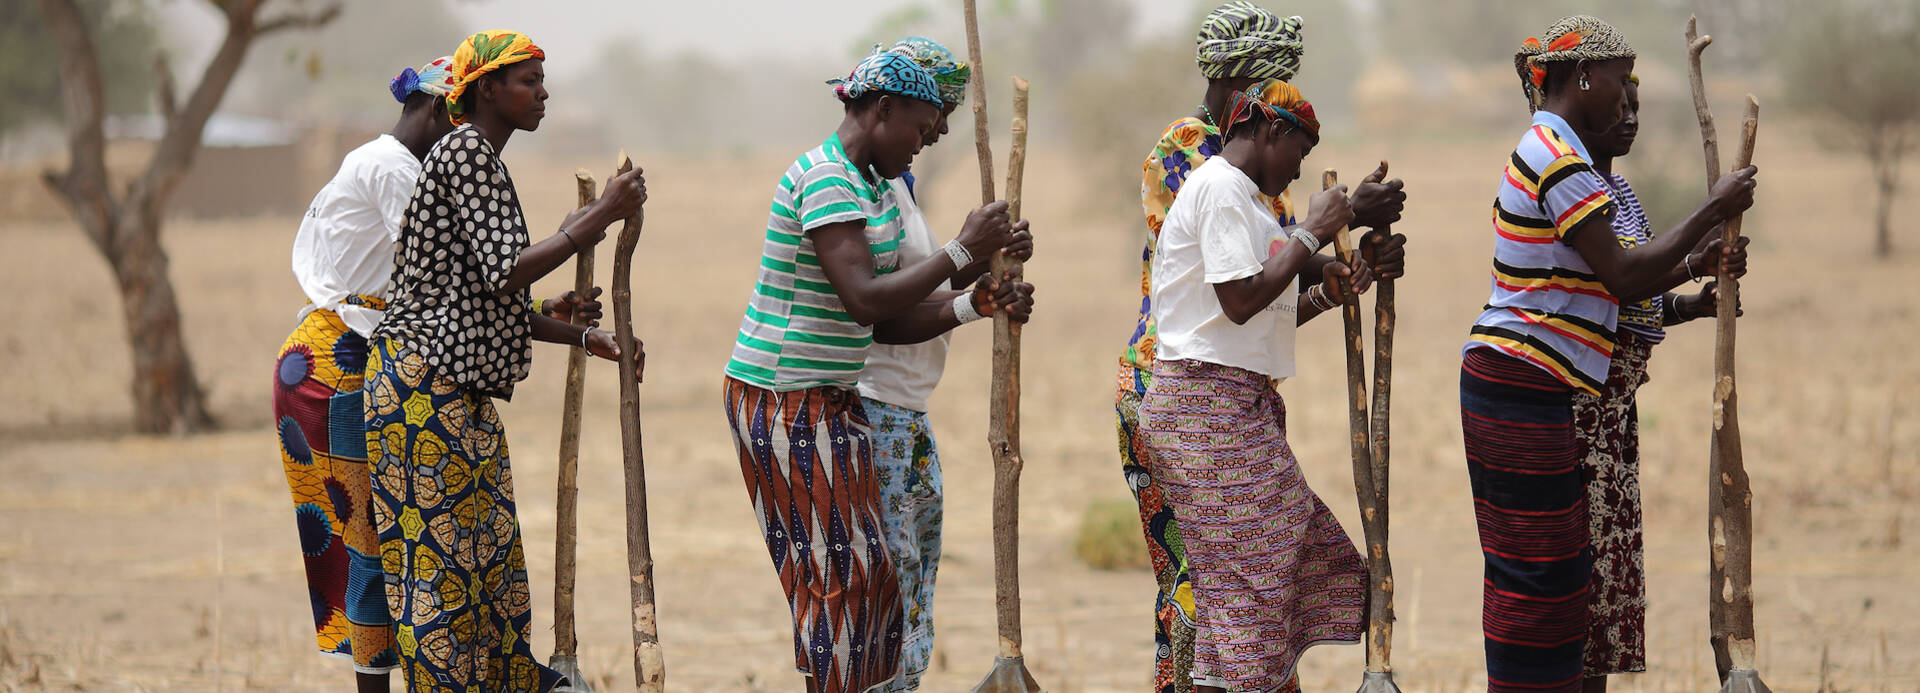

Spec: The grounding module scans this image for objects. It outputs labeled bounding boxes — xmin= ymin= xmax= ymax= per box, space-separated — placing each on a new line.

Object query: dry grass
xmin=0 ymin=124 xmax=1916 ymax=692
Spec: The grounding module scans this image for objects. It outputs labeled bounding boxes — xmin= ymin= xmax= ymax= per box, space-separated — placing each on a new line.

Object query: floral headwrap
xmin=1195 ymin=2 xmax=1305 ymax=81
xmin=447 ymin=30 xmax=546 ymax=125
xmin=1515 ymin=15 xmax=1636 ymax=112
xmin=828 ymin=50 xmax=943 ymax=108
xmin=887 ymin=36 xmax=970 ymax=106
xmin=1224 ymin=78 xmax=1319 ymax=140
xmin=389 ymin=56 xmax=456 ymax=104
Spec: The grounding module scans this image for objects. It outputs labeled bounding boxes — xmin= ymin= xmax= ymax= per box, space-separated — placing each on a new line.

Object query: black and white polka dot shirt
xmin=373 ymin=125 xmax=533 ymax=399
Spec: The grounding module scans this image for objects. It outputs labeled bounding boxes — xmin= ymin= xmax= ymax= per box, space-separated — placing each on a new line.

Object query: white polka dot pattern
xmin=373 ymin=125 xmax=533 ymax=399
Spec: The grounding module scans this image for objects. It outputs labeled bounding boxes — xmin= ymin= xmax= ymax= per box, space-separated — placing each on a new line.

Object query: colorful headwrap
xmin=1224 ymin=78 xmax=1320 ymax=140
xmin=887 ymin=36 xmax=970 ymax=106
xmin=1515 ymin=15 xmax=1636 ymax=112
xmin=828 ymin=50 xmax=943 ymax=108
xmin=1195 ymin=2 xmax=1305 ymax=81
xmin=447 ymin=30 xmax=546 ymax=125
xmin=389 ymin=56 xmax=456 ymax=104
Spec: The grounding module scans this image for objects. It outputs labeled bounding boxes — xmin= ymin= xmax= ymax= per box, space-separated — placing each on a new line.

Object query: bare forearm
xmin=531 ymin=313 xmax=589 ymax=345
xmin=1215 ymin=240 xmax=1314 ymax=324
xmin=874 ymin=297 xmax=964 ymax=344
xmin=833 ymin=253 xmax=962 ymax=325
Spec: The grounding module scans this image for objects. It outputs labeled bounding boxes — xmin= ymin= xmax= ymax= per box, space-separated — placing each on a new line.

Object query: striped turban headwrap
xmin=1195 ymin=2 xmax=1305 ymax=81
xmin=1515 ymin=15 xmax=1636 ymax=112
xmin=887 ymin=36 xmax=971 ymax=106
xmin=1225 ymin=78 xmax=1319 ymax=141
xmin=447 ymin=30 xmax=546 ymax=125
xmin=389 ymin=56 xmax=456 ymax=104
xmin=828 ymin=50 xmax=944 ymax=108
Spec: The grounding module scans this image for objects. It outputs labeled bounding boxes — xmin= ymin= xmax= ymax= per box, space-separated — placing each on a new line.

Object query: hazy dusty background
xmin=3 ymin=0 xmax=1918 ymax=691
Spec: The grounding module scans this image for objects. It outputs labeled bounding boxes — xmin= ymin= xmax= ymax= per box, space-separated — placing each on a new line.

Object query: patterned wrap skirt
xmin=861 ymin=397 xmax=945 ymax=692
xmin=1572 ymin=332 xmax=1653 ymax=675
xmin=1139 ymin=358 xmax=1365 ymax=692
xmin=1460 ymin=347 xmax=1590 ymax=693
xmin=723 ymin=377 xmax=904 ymax=693
xmin=1115 ymin=363 xmax=1198 ymax=693
xmin=272 ymin=306 xmax=399 ymax=673
xmin=365 ymin=338 xmax=561 ymax=693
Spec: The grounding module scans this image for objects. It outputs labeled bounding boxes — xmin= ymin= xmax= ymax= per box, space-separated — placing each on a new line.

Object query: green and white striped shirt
xmin=725 ymin=133 xmax=905 ymax=390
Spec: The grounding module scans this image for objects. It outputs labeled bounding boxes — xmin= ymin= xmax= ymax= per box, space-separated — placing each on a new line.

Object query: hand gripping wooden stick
xmin=1324 ymin=170 xmax=1398 ymax=687
xmin=549 ymin=171 xmax=596 ymax=693
xmin=610 ymin=154 xmax=664 ymax=693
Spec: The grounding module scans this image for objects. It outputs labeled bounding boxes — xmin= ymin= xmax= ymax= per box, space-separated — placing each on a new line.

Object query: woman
xmin=1140 ymin=78 xmax=1370 ymax=693
xmin=365 ymin=31 xmax=646 ymax=693
xmin=721 ymin=50 xmax=1032 ymax=693
xmin=1116 ymin=4 xmax=1405 ymax=690
xmin=1460 ymin=16 xmax=1756 ymax=692
xmin=1570 ymin=76 xmax=1747 ymax=690
xmin=852 ymin=37 xmax=1033 ymax=693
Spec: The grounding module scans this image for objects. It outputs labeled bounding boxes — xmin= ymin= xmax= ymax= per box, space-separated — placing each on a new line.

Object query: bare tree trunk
xmin=114 ymin=203 xmax=216 ymax=433
xmin=38 ymin=0 xmax=338 ymax=434
xmin=1871 ymin=149 xmax=1898 ymax=258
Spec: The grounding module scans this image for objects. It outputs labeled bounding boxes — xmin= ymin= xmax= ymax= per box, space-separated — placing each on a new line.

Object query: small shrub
xmin=1073 ymin=498 xmax=1150 ymax=571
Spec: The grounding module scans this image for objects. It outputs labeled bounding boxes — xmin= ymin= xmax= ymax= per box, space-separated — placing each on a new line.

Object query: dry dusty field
xmin=1 ymin=128 xmax=1916 ymax=692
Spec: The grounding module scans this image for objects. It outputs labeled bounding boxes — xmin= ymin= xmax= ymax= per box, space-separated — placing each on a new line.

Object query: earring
xmin=1579 ymin=75 xmax=1591 ymax=91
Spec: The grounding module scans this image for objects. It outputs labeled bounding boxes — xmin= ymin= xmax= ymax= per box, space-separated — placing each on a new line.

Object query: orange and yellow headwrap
xmin=1224 ymin=78 xmax=1320 ymax=141
xmin=446 ymin=30 xmax=545 ymax=125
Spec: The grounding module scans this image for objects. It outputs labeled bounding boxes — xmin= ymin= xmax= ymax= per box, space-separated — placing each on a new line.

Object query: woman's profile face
xmin=871 ymin=96 xmax=941 ymax=180
xmin=1577 ymin=58 xmax=1635 ymax=133
xmin=484 ymin=59 xmax=548 ymax=132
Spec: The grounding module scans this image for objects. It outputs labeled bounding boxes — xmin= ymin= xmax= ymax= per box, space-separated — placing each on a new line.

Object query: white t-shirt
xmin=1150 ymin=157 xmax=1299 ymax=380
xmin=290 ymin=134 xmax=423 ymax=337
xmin=857 ymin=178 xmax=951 ymax=412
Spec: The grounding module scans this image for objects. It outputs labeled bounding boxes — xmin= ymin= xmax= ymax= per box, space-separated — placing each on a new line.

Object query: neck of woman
xmin=1218 ymin=136 xmax=1268 ymax=190
xmin=467 ymin=112 xmax=515 ymax=153
xmin=1196 ymin=81 xmax=1238 ymax=130
xmin=833 ymin=117 xmax=882 ymax=186
xmin=389 ymin=112 xmax=437 ymax=161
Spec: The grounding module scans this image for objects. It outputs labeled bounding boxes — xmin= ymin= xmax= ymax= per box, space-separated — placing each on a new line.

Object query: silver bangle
xmin=942 ymin=239 xmax=974 ymax=271
xmin=581 ymin=327 xmax=592 ymax=350
xmin=1685 ymin=253 xmax=1703 ymax=283
xmin=1289 ymin=227 xmax=1322 ymax=254
xmin=952 ymin=293 xmax=985 ymax=324
xmin=1308 ymin=284 xmax=1337 ymax=311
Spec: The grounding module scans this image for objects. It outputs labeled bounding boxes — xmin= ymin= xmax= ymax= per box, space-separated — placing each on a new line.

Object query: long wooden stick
xmin=610 ymin=154 xmax=663 ymax=693
xmin=1324 ymin=170 xmax=1392 ymax=674
xmin=553 ymin=170 xmax=596 ymax=662
xmin=1686 ymin=16 xmax=1721 ymax=191
xmin=1709 ymin=98 xmax=1761 ymax=682
xmin=1686 ymin=18 xmax=1767 ymax=686
xmin=964 ymin=0 xmax=994 ymax=204
xmin=1361 ymin=164 xmax=1398 ymax=676
xmin=983 ymin=76 xmax=1031 ymax=662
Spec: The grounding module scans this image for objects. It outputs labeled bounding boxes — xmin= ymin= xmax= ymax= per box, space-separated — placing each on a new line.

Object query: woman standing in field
xmin=721 ymin=50 xmax=1032 ymax=693
xmin=1115 ymin=4 xmax=1405 ymax=690
xmin=852 ymin=37 xmax=1034 ymax=692
xmin=1140 ymin=78 xmax=1374 ymax=693
xmin=272 ymin=55 xmax=595 ymax=693
xmin=1569 ymin=76 xmax=1748 ymax=690
xmin=1460 ymin=16 xmax=1755 ymax=691
xmin=364 ymin=30 xmax=646 ymax=693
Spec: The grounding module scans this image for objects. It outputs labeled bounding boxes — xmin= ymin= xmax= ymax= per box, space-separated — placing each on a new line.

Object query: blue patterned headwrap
xmin=389 ymin=56 xmax=456 ymax=104
xmin=887 ymin=36 xmax=970 ymax=106
xmin=828 ymin=51 xmax=943 ymax=107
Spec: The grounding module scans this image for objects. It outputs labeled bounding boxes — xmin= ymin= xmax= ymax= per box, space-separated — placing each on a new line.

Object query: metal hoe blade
xmin=1719 ymin=669 xmax=1771 ymax=693
xmin=549 ymin=654 xmax=595 ymax=693
xmin=972 ymin=657 xmax=1043 ymax=693
xmin=1355 ymin=670 xmax=1402 ymax=693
